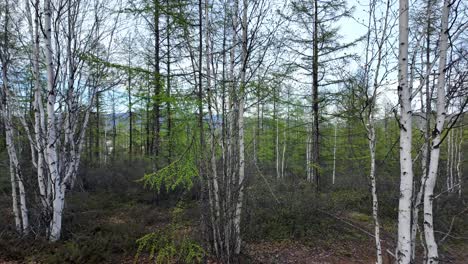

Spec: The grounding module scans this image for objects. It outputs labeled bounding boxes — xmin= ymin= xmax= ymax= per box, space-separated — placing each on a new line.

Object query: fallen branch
xmin=253 ymin=161 xmax=281 ymax=205
xmin=316 ymin=209 xmax=376 ymax=238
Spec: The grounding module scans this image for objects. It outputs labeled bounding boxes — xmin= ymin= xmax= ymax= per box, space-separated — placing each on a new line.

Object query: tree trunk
xmin=0 ymin=1 xmax=30 ymax=232
xmin=43 ymin=0 xmax=63 ymax=242
xmin=153 ymin=0 xmax=161 ymax=160
xmin=205 ymin=1 xmax=223 ymax=257
xmin=166 ymin=0 xmax=172 ymax=162
xmin=368 ymin=121 xmax=382 ymax=264
xmin=112 ymin=87 xmax=117 ymax=159
xmin=423 ymin=1 xmax=450 ymax=262
xmin=396 ymin=0 xmax=414 ymax=262
xmin=2 ymin=102 xmax=28 ymax=234
xmin=411 ymin=7 xmax=433 ymax=258
xmin=128 ymin=51 xmax=133 ymax=159
xmin=332 ymin=122 xmax=337 ymax=185
xmin=456 ymin=127 xmax=463 ymax=198
xmin=234 ymin=0 xmax=248 ymax=254
xmin=9 ymin=161 xmax=22 ymax=233
xmin=312 ymin=0 xmax=320 ymax=191
xmin=95 ymin=93 xmax=100 ymax=163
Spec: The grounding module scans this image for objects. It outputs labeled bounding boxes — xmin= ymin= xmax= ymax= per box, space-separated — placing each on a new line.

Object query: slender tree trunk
xmin=332 ymin=122 xmax=337 ymax=185
xmin=306 ymin=127 xmax=311 ymax=181
xmin=276 ymin=101 xmax=280 ymax=179
xmin=128 ymin=51 xmax=133 ymax=159
xmin=197 ymin=0 xmax=211 ymax=255
xmin=31 ymin=0 xmax=49 ymax=212
xmin=396 ymin=0 xmax=414 ymax=261
xmin=255 ymin=87 xmax=260 ymax=163
xmin=95 ymin=93 xmax=100 ymax=163
xmin=145 ymin=77 xmax=151 ymax=155
xmin=412 ymin=139 xmax=428 ymax=261
xmin=205 ymin=1 xmax=222 ymax=257
xmin=411 ymin=7 xmax=432 ymax=259
xmin=166 ymin=0 xmax=172 ymax=162
xmin=9 ymin=161 xmax=21 ymax=233
xmin=234 ymin=0 xmax=248 ymax=254
xmin=456 ymin=127 xmax=463 ymax=198
xmin=153 ymin=0 xmax=161 ymax=160
xmin=43 ymin=0 xmax=64 ymax=242
xmin=446 ymin=130 xmax=452 ymax=191
xmin=1 ymin=101 xmax=29 ymax=234
xmin=423 ymin=1 xmax=450 ymax=262
xmin=281 ymin=122 xmax=286 ymax=179
xmin=225 ymin=0 xmax=239 ymax=256
xmin=274 ymin=86 xmax=280 ymax=179
xmin=104 ymin=122 xmax=108 ymax=164
xmin=112 ymin=88 xmax=117 ymax=159
xmin=368 ymin=121 xmax=382 ymax=264
xmin=312 ymin=0 xmax=320 ymax=191
xmin=281 ymin=89 xmax=289 ymax=179
xmin=0 ymin=1 xmax=29 ymax=233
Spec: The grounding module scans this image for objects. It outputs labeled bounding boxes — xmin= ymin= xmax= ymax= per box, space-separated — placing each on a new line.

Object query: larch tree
xmin=283 ymin=0 xmax=355 ymax=190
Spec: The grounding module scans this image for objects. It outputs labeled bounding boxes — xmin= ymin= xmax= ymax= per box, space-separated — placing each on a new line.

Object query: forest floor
xmin=0 ymin=190 xmax=467 ymax=263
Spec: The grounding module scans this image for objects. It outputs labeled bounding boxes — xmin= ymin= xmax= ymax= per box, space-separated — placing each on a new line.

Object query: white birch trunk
xmin=43 ymin=0 xmax=63 ymax=241
xmin=362 ymin=0 xmax=389 ymax=260
xmin=276 ymin=109 xmax=280 ymax=179
xmin=411 ymin=140 xmax=427 ymax=261
xmin=456 ymin=128 xmax=463 ymax=198
xmin=2 ymin=103 xmax=23 ymax=233
xmin=1 ymin=38 xmax=29 ymax=235
xmin=28 ymin=0 xmax=49 ymax=206
xmin=205 ymin=0 xmax=223 ymax=257
xmin=9 ymin=161 xmax=22 ymax=233
xmin=253 ymin=126 xmax=257 ymax=162
xmin=3 ymin=107 xmax=29 ymax=235
xmin=332 ymin=122 xmax=337 ymax=185
xmin=368 ymin=121 xmax=382 ymax=264
xmin=224 ymin=0 xmax=239 ymax=255
xmin=446 ymin=131 xmax=452 ymax=192
xmin=396 ymin=0 xmax=414 ymax=262
xmin=17 ymin=173 xmax=28 ymax=234
xmin=281 ymin=120 xmax=286 ymax=179
xmin=234 ymin=0 xmax=247 ymax=254
xmin=423 ymin=0 xmax=450 ymax=261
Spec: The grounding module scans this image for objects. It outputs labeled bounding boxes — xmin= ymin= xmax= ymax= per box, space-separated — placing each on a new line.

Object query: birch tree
xmin=0 ymin=0 xmax=29 ymax=234
xmin=422 ymin=0 xmax=450 ymax=262
xmin=396 ymin=0 xmax=414 ymax=261
xmin=4 ymin=0 xmax=118 ymax=241
xmin=359 ymin=0 xmax=393 ymax=262
xmin=196 ymin=0 xmax=279 ymax=260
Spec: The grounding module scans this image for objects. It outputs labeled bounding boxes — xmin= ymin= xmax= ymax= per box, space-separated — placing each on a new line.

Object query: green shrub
xmin=134 ymin=202 xmax=205 ymax=264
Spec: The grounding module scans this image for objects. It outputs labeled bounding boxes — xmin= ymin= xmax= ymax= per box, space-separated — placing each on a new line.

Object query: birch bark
xmin=2 ymin=104 xmax=28 ymax=234
xmin=234 ymin=0 xmax=247 ymax=254
xmin=0 ymin=1 xmax=30 ymax=233
xmin=396 ymin=0 xmax=414 ymax=262
xmin=423 ymin=0 xmax=450 ymax=262
xmin=332 ymin=122 xmax=337 ymax=185
xmin=205 ymin=0 xmax=222 ymax=257
xmin=456 ymin=127 xmax=463 ymax=197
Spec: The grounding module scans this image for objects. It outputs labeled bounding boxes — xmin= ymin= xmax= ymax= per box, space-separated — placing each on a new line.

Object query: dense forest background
xmin=0 ymin=0 xmax=467 ymax=263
